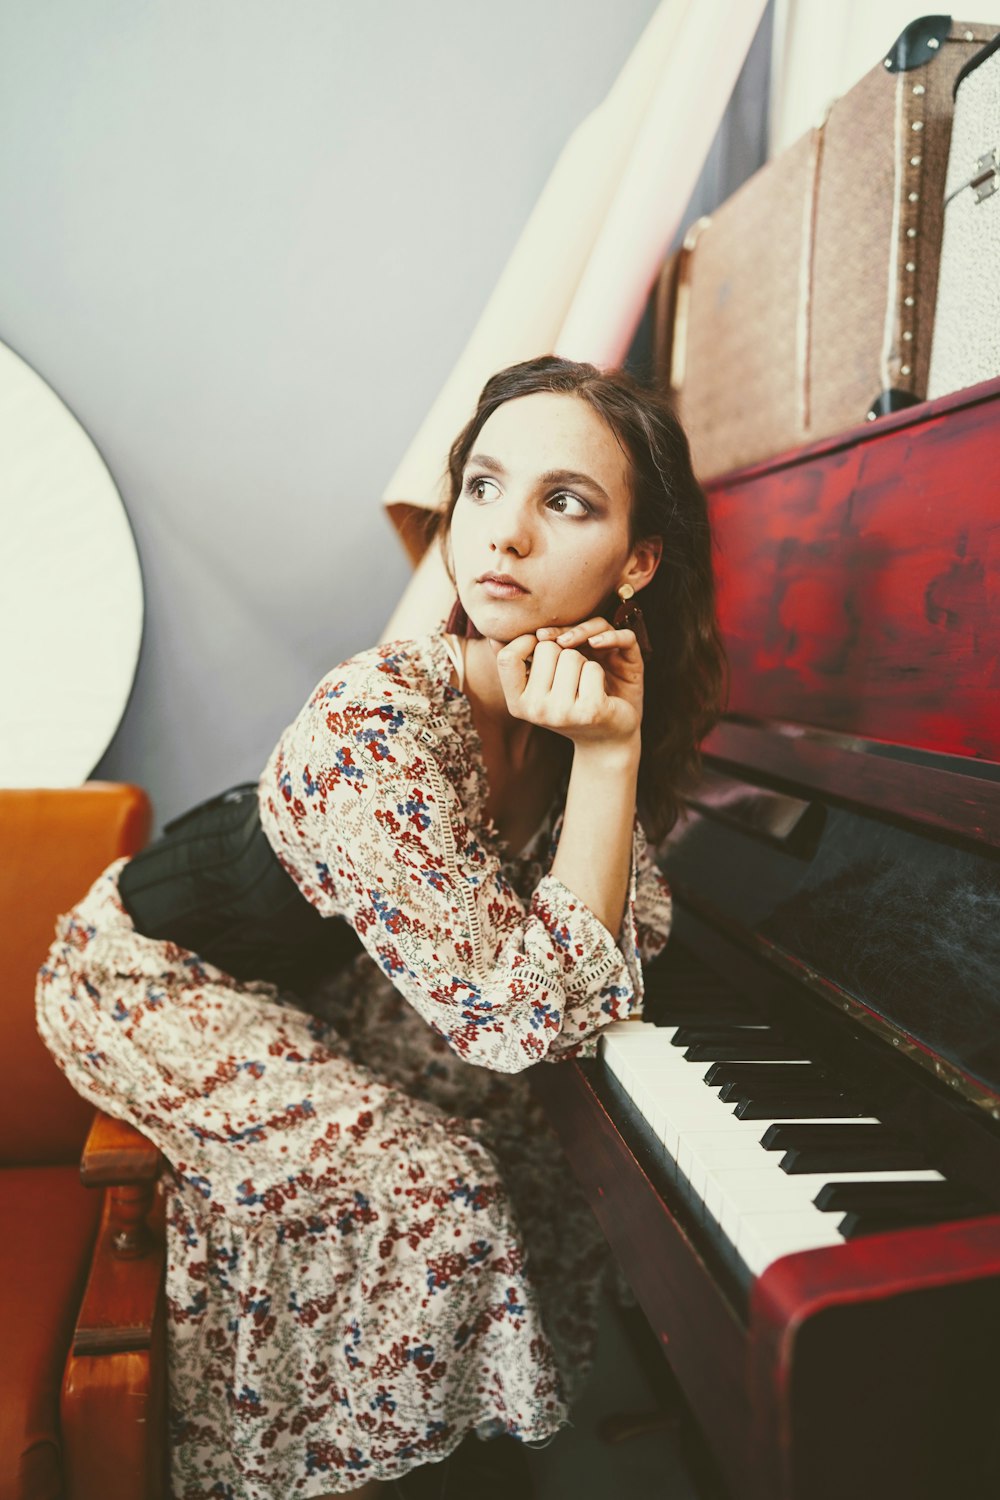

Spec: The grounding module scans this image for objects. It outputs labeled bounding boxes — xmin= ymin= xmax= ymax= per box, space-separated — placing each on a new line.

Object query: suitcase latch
xmin=971 ymin=149 xmax=998 ymax=205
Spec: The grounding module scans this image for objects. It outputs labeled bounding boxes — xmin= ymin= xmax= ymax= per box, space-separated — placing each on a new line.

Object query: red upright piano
xmin=534 ymin=375 xmax=1000 ymax=1500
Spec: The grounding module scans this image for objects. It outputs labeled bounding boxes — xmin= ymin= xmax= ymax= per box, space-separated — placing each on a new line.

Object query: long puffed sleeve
xmin=260 ymin=660 xmax=671 ymax=1073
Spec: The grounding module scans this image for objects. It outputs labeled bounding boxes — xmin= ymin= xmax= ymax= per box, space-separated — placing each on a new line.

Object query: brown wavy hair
xmin=424 ymin=355 xmax=727 ymax=845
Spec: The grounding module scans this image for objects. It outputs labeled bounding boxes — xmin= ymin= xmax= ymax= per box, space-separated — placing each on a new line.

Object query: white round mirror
xmin=0 ymin=339 xmax=143 ymax=786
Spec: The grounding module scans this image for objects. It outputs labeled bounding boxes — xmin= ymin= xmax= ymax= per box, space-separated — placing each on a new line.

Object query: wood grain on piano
xmin=707 ymin=375 xmax=1000 ymax=763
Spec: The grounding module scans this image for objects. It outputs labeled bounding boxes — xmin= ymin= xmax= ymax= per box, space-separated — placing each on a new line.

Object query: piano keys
xmin=601 ymin=994 xmax=985 ymax=1283
xmin=531 ymin=374 xmax=1000 ymax=1500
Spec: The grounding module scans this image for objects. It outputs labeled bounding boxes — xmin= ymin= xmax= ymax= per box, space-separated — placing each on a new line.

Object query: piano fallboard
xmin=664 ymin=757 xmax=1000 ymax=1116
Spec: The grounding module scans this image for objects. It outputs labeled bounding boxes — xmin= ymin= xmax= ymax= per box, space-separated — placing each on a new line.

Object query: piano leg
xmin=601 ymin=1295 xmax=733 ymax=1500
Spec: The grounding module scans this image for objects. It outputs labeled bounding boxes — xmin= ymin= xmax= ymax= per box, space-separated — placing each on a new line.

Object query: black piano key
xmin=684 ymin=1040 xmax=808 ymax=1062
xmin=671 ymin=1024 xmax=772 ymax=1046
xmin=761 ymin=1124 xmax=900 ymax=1151
xmin=734 ymin=1092 xmax=872 ymax=1120
xmin=719 ymin=1078 xmax=831 ymax=1104
xmin=647 ymin=973 xmax=748 ymax=995
xmin=838 ymin=1202 xmax=992 ymax=1240
xmin=646 ymin=983 xmax=732 ymax=999
xmin=781 ymin=1143 xmax=929 ymax=1174
xmin=652 ymin=1001 xmax=755 ymax=1025
xmin=814 ymin=1181 xmax=981 ymax=1215
xmin=709 ymin=1062 xmax=828 ymax=1091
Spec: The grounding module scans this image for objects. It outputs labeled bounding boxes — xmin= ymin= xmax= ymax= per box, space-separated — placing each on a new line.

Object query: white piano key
xmin=676 ymin=1135 xmax=771 ymax=1202
xmin=602 ymin=1021 xmax=663 ymax=1048
xmin=708 ymin=1165 xmax=945 ymax=1217
xmin=600 ymin=1020 xmax=911 ymax=1278
xmin=705 ymin=1165 xmax=945 ymax=1242
xmin=738 ymin=1212 xmax=847 ymax=1277
xmin=602 ymin=1004 xmax=969 ymax=1280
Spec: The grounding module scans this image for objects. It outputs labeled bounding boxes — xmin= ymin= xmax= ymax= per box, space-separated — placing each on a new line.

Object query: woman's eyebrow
xmin=466 ymin=452 xmax=610 ymax=504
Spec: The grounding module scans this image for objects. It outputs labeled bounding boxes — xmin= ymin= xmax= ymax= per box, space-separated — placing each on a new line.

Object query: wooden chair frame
xmin=61 ymin=1112 xmax=169 ymax=1500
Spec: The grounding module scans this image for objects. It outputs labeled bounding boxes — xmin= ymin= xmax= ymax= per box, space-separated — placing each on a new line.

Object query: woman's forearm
xmin=549 ymin=736 xmax=641 ymax=940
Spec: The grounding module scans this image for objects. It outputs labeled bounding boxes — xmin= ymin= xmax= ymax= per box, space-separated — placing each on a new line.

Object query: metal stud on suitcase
xmin=653 ymin=16 xmax=997 ymax=481
xmin=927 ymin=31 xmax=1000 ymax=397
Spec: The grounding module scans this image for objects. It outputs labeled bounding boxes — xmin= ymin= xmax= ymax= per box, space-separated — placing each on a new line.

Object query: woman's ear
xmin=629 ymin=535 xmax=663 ymax=592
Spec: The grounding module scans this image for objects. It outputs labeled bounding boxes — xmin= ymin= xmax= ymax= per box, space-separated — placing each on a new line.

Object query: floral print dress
xmin=35 ymin=625 xmax=672 ymax=1499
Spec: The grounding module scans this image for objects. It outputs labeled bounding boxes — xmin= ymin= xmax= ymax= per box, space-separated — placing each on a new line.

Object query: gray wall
xmin=0 ymin=1 xmax=769 ymax=831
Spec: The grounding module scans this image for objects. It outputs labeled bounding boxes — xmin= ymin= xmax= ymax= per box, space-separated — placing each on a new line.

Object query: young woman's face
xmin=449 ymin=391 xmax=641 ymax=640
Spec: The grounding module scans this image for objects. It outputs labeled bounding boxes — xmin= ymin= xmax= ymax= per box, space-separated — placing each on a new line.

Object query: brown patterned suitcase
xmin=927 ymin=31 xmax=1000 ymax=397
xmin=653 ymin=16 xmax=997 ymax=481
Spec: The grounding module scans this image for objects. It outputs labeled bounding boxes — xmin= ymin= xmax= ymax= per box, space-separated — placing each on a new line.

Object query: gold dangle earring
xmin=613 ymin=583 xmax=653 ymax=658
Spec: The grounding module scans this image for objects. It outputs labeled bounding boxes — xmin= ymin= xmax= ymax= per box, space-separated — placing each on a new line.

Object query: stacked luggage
xmin=653 ymin=17 xmax=1000 ymax=481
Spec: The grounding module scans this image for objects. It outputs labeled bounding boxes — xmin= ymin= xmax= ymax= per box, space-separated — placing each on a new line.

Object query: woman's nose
xmin=489 ymin=499 xmax=532 ymax=555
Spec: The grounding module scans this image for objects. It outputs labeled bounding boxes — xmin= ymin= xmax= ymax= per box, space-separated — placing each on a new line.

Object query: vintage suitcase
xmin=653 ymin=16 xmax=997 ymax=481
xmin=927 ymin=31 xmax=1000 ymax=397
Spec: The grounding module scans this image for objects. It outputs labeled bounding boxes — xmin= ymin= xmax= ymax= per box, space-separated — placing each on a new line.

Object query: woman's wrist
xmin=553 ymin=733 xmax=641 ymax=939
xmin=572 ymin=733 xmax=642 ymax=775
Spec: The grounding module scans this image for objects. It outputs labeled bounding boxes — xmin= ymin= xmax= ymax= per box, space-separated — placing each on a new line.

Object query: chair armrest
xmin=71 ymin=1181 xmax=166 ymax=1357
xmin=81 ymin=1110 xmax=161 ymax=1187
xmin=72 ymin=1111 xmax=166 ymax=1357
xmin=80 ymin=1110 xmax=163 ymax=1260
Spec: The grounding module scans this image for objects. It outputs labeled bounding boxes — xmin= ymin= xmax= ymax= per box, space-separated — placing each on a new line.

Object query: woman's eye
xmin=548 ymin=491 xmax=590 ymax=518
xmin=464 ymin=475 xmax=498 ymax=501
xmin=463 ymin=476 xmax=590 ymax=517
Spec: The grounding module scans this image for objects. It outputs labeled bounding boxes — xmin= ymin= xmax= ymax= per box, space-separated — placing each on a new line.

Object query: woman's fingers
xmin=549 ymin=641 xmax=591 ymax=706
xmin=536 ymin=618 xmax=611 ymax=643
xmin=496 ymin=634 xmax=561 ymax=702
xmin=537 ymin=620 xmax=638 ymax=654
xmin=495 ymin=633 xmax=538 ymax=694
xmin=573 ymin=656 xmax=609 ymax=716
xmin=524 ymin=640 xmax=566 ymax=698
xmin=495 ymin=625 xmax=636 ymax=741
xmin=586 ymin=627 xmax=636 ymax=650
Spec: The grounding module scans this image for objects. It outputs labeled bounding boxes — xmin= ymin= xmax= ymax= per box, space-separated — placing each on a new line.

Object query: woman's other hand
xmin=494 ymin=620 xmax=643 ymax=749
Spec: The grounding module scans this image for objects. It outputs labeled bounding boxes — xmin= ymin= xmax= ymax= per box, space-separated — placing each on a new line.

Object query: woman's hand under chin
xmin=493 ymin=617 xmax=644 ymax=751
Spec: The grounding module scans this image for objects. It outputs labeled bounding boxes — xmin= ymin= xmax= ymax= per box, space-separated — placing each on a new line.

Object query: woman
xmin=36 ymin=355 xmax=725 ymax=1499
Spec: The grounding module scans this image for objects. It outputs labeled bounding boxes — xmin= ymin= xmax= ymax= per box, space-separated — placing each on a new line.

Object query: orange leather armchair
xmin=0 ymin=784 xmax=168 ymax=1500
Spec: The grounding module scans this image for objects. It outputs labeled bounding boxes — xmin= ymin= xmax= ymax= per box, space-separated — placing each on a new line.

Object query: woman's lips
xmin=478 ymin=577 xmax=528 ymax=598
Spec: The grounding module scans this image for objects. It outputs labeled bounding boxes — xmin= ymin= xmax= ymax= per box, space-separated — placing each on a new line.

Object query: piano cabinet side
xmin=750 ymin=1217 xmax=1000 ymax=1500
xmin=530 ymin=1058 xmax=750 ymax=1497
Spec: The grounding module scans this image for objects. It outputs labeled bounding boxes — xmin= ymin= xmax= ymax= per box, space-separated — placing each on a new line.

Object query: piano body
xmin=532 ymin=374 xmax=1000 ymax=1498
